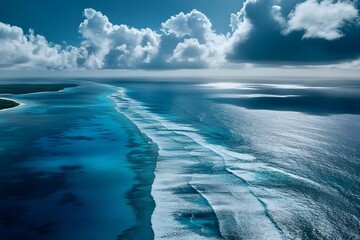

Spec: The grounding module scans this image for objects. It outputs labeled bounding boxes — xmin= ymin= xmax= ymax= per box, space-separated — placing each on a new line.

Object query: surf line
xmin=110 ymin=87 xmax=285 ymax=240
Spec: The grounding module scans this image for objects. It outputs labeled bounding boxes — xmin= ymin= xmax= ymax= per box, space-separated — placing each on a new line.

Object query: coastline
xmin=0 ymin=83 xmax=78 ymax=111
xmin=0 ymin=97 xmax=24 ymax=111
xmin=0 ymin=83 xmax=78 ymax=95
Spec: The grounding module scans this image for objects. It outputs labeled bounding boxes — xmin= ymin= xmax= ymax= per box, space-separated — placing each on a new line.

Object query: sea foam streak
xmin=111 ymin=88 xmax=284 ymax=240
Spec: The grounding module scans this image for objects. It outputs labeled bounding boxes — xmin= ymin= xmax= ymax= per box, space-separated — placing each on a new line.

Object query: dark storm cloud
xmin=229 ymin=0 xmax=360 ymax=64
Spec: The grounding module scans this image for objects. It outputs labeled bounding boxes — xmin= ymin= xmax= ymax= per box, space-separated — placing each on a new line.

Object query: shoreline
xmin=0 ymin=83 xmax=78 ymax=112
xmin=0 ymin=97 xmax=25 ymax=111
xmin=0 ymin=83 xmax=78 ymax=95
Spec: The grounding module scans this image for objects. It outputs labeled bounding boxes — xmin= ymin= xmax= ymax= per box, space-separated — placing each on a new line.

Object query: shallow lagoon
xmin=0 ymin=82 xmax=136 ymax=239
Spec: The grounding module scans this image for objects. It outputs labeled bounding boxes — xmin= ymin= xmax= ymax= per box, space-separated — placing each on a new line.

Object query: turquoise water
xmin=0 ymin=82 xmax=137 ymax=239
xmin=1 ymin=79 xmax=360 ymax=239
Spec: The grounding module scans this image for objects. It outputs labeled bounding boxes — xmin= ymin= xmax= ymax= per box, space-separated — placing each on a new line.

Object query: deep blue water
xmin=1 ymin=78 xmax=360 ymax=239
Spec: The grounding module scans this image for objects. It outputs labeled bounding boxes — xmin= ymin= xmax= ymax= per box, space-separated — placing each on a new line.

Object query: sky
xmin=0 ymin=0 xmax=360 ymax=71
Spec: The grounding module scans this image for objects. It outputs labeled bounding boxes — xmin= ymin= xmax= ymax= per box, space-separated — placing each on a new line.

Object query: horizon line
xmin=0 ymin=67 xmax=360 ymax=80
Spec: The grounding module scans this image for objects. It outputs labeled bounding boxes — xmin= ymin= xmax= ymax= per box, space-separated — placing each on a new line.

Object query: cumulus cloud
xmin=77 ymin=8 xmax=161 ymax=69
xmin=0 ymin=9 xmax=162 ymax=70
xmin=161 ymin=6 xmax=255 ymax=68
xmin=161 ymin=10 xmax=215 ymax=43
xmin=161 ymin=10 xmax=228 ymax=67
xmin=229 ymin=0 xmax=254 ymax=43
xmin=274 ymin=0 xmax=358 ymax=40
xmin=0 ymin=1 xmax=256 ymax=70
xmin=168 ymin=38 xmax=213 ymax=68
xmin=0 ymin=22 xmax=77 ymax=69
xmin=0 ymin=7 xmax=252 ymax=69
xmin=1 ymin=1 xmax=360 ymax=70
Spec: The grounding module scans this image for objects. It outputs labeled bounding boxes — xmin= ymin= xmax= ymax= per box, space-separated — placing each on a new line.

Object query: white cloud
xmin=161 ymin=7 xmax=254 ymax=68
xmin=168 ymin=38 xmax=212 ymax=67
xmin=228 ymin=0 xmax=253 ymax=43
xmin=0 ymin=22 xmax=77 ymax=69
xmin=272 ymin=5 xmax=287 ymax=28
xmin=161 ymin=9 xmax=219 ymax=43
xmin=0 ymin=5 xmax=255 ymax=69
xmin=223 ymin=0 xmax=254 ymax=61
xmin=78 ymin=8 xmax=161 ymax=69
xmin=2 ymin=1 xmax=360 ymax=70
xmin=161 ymin=9 xmax=228 ymax=67
xmin=273 ymin=0 xmax=358 ymax=40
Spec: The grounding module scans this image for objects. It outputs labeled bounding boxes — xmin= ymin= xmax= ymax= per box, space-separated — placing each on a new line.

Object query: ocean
xmin=0 ymin=78 xmax=359 ymax=239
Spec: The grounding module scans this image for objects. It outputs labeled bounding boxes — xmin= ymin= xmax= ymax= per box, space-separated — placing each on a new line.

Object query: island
xmin=0 ymin=84 xmax=78 ymax=110
xmin=0 ymin=98 xmax=19 ymax=110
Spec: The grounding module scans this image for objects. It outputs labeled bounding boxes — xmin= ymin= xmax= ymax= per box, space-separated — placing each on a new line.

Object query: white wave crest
xmin=111 ymin=88 xmax=284 ymax=240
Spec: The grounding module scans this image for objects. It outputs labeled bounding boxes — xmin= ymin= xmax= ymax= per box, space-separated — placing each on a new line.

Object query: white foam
xmin=111 ymin=88 xmax=284 ymax=239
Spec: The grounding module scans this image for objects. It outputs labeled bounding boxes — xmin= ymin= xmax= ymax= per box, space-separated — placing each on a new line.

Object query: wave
xmin=111 ymin=88 xmax=286 ymax=239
